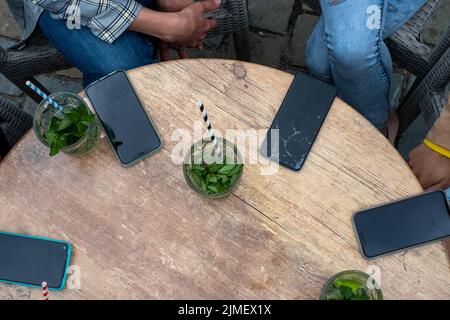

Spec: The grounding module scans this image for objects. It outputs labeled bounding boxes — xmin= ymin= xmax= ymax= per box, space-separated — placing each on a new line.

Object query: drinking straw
xmin=196 ymin=101 xmax=221 ymax=156
xmin=25 ymin=81 xmax=64 ymax=113
xmin=42 ymin=281 xmax=48 ymax=300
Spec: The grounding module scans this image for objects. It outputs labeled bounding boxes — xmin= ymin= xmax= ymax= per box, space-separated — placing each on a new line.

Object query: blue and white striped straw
xmin=26 ymin=81 xmax=64 ymax=113
xmin=197 ymin=101 xmax=221 ymax=156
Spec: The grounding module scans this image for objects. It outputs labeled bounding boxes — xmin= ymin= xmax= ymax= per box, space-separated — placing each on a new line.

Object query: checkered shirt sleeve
xmin=30 ymin=0 xmax=143 ymax=43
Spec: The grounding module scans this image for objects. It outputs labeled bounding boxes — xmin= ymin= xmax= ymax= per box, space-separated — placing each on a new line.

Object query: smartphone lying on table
xmin=0 ymin=232 xmax=72 ymax=290
xmin=353 ymin=190 xmax=450 ymax=259
xmin=85 ymin=70 xmax=162 ymax=167
xmin=260 ymin=72 xmax=337 ymax=171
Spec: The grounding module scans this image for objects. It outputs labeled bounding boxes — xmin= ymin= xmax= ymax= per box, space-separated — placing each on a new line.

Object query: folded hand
xmin=165 ymin=0 xmax=219 ymax=44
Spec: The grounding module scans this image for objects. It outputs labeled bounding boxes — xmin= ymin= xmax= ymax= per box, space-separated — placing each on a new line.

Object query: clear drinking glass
xmin=33 ymin=92 xmax=100 ymax=155
xmin=183 ymin=137 xmax=244 ymax=199
xmin=320 ymin=270 xmax=383 ymax=300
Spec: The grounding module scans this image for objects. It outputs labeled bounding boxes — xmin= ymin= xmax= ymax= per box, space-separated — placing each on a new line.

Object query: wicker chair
xmin=399 ymin=46 xmax=450 ymax=131
xmin=0 ymin=97 xmax=33 ymax=158
xmin=302 ymin=0 xmax=450 ymax=133
xmin=0 ymin=0 xmax=251 ymax=104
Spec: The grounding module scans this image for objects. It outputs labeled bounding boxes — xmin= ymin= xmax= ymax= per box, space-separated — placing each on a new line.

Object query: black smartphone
xmin=0 ymin=232 xmax=71 ymax=290
xmin=260 ymin=72 xmax=337 ymax=171
xmin=353 ymin=190 xmax=450 ymax=259
xmin=85 ymin=70 xmax=162 ymax=167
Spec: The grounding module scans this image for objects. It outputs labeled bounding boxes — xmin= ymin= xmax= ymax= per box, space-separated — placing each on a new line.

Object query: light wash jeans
xmin=306 ymin=0 xmax=426 ymax=128
xmin=446 ymin=188 xmax=450 ymax=201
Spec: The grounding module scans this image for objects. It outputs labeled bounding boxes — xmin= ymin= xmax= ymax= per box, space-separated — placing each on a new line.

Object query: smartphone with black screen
xmin=0 ymin=232 xmax=71 ymax=290
xmin=260 ymin=72 xmax=337 ymax=171
xmin=353 ymin=190 xmax=450 ymax=259
xmin=85 ymin=70 xmax=162 ymax=167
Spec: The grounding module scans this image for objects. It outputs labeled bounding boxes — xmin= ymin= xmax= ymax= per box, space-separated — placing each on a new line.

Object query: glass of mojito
xmin=320 ymin=270 xmax=383 ymax=300
xmin=33 ymin=92 xmax=100 ymax=156
xmin=183 ymin=137 xmax=244 ymax=199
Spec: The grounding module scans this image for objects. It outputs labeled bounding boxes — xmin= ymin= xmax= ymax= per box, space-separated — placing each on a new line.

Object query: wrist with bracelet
xmin=423 ymin=138 xmax=450 ymax=159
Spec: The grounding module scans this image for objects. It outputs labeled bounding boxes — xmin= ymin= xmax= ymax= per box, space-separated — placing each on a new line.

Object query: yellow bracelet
xmin=423 ymin=138 xmax=450 ymax=159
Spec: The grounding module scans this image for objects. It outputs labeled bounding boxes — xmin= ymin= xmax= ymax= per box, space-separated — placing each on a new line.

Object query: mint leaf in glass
xmin=189 ymin=162 xmax=243 ymax=195
xmin=43 ymin=105 xmax=95 ymax=156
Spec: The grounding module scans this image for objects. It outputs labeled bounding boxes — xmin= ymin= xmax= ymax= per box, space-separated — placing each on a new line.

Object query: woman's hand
xmin=408 ymin=143 xmax=450 ymax=191
xmin=131 ymin=0 xmax=218 ymax=43
xmin=130 ymin=0 xmax=220 ymax=59
xmin=159 ymin=0 xmax=219 ymax=59
xmin=168 ymin=0 xmax=219 ymax=43
xmin=157 ymin=0 xmax=193 ymax=12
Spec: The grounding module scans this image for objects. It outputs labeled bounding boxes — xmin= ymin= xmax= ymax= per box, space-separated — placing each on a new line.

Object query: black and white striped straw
xmin=196 ymin=101 xmax=221 ymax=156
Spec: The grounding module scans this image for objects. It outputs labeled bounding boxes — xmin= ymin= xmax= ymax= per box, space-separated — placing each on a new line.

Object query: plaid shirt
xmin=30 ymin=0 xmax=143 ymax=43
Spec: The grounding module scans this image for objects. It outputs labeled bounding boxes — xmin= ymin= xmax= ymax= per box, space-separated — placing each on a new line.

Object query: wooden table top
xmin=0 ymin=59 xmax=449 ymax=300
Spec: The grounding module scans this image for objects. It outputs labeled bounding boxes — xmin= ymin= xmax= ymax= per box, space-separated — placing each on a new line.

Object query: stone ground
xmin=1 ymin=0 xmax=449 ymax=157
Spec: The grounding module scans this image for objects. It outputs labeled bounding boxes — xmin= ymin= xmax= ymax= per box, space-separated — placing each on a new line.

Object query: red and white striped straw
xmin=196 ymin=101 xmax=221 ymax=156
xmin=42 ymin=281 xmax=48 ymax=300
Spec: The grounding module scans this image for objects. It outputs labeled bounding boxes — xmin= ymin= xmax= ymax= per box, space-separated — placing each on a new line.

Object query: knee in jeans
xmin=330 ymin=40 xmax=377 ymax=72
xmin=306 ymin=38 xmax=332 ymax=82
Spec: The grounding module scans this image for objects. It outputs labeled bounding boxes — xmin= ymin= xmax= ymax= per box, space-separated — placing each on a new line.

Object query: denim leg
xmin=311 ymin=0 xmax=392 ymax=129
xmin=306 ymin=17 xmax=333 ymax=84
xmin=38 ymin=11 xmax=159 ymax=87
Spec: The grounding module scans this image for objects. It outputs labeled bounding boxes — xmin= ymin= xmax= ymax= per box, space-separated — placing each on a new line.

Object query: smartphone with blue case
xmin=0 ymin=231 xmax=72 ymax=290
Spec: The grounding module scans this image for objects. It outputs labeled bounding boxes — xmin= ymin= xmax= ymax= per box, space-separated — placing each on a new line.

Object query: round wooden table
xmin=0 ymin=59 xmax=449 ymax=300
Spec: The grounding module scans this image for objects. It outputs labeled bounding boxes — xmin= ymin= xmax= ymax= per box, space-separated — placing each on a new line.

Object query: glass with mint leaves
xmin=320 ymin=270 xmax=383 ymax=300
xmin=183 ymin=138 xmax=243 ymax=199
xmin=33 ymin=92 xmax=100 ymax=156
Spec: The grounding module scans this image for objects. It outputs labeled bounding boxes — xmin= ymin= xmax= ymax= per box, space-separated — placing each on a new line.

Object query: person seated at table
xmin=408 ymin=96 xmax=450 ymax=258
xmin=305 ymin=0 xmax=426 ymax=143
xmin=12 ymin=0 xmax=221 ymax=86
xmin=408 ymin=95 xmax=450 ymax=194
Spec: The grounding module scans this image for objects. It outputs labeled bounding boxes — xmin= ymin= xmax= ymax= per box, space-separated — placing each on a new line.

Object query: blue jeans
xmin=446 ymin=188 xmax=450 ymax=201
xmin=306 ymin=0 xmax=425 ymax=128
xmin=38 ymin=0 xmax=158 ymax=87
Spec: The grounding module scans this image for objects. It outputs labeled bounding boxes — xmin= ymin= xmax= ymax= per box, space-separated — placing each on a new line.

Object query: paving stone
xmin=0 ymin=73 xmax=22 ymax=96
xmin=0 ymin=1 xmax=21 ymax=39
xmin=249 ymin=32 xmax=285 ymax=68
xmin=290 ymin=14 xmax=319 ymax=67
xmin=248 ymin=0 xmax=295 ymax=34
xmin=55 ymin=68 xmax=83 ymax=79
xmin=422 ymin=0 xmax=450 ymax=45
xmin=36 ymin=73 xmax=83 ymax=94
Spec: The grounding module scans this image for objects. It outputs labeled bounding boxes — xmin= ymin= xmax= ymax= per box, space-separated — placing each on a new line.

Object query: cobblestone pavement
xmin=1 ymin=0 xmax=449 ymax=155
